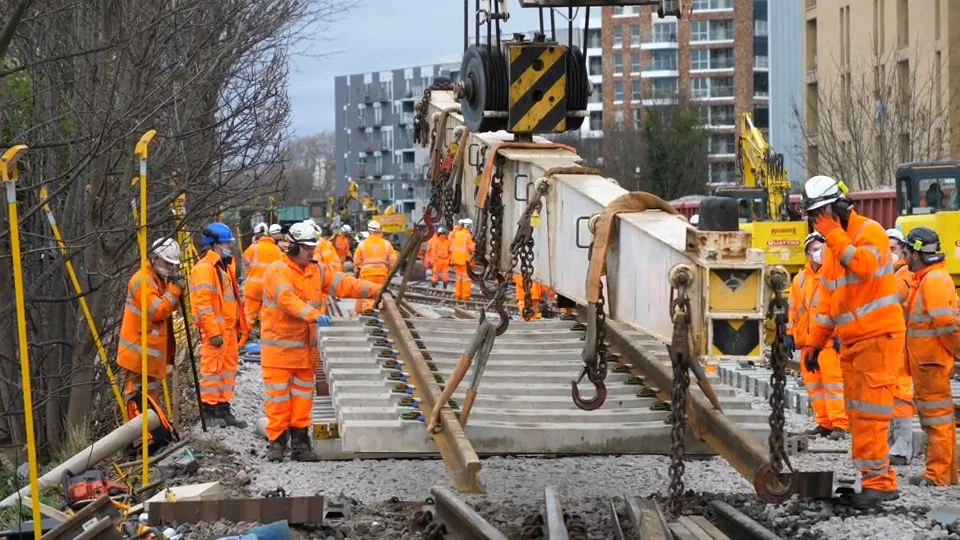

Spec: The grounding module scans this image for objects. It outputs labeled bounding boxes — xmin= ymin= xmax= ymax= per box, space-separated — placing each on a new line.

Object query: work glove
xmin=833 ymin=337 xmax=841 ymax=353
xmin=814 ymin=214 xmax=842 ymax=237
xmin=803 ymin=347 xmax=821 ymax=373
xmin=316 ymin=315 xmax=332 ymax=328
xmin=170 ymin=272 xmax=186 ymax=290
xmin=210 ymin=335 xmax=224 ymax=348
xmin=785 ymin=335 xmax=796 ymax=354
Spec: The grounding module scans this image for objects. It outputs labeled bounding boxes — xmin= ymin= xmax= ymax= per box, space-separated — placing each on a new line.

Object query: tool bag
xmin=126 ymin=390 xmax=179 ymax=454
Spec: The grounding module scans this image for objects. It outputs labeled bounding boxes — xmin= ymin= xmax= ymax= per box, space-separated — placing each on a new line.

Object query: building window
xmin=589 ymin=111 xmax=603 ymax=131
xmin=653 ymin=22 xmax=677 ymax=43
xmin=614 ymin=110 xmax=625 ymax=125
xmin=711 ymin=162 xmax=736 ymax=183
xmin=590 ymin=82 xmax=602 ymax=103
xmin=754 ymin=54 xmax=769 ymax=69
xmin=711 ymin=76 xmax=735 ymax=97
xmin=614 ymin=53 xmax=623 ymax=74
xmin=692 ymin=49 xmax=709 ymax=70
xmin=632 ymin=80 xmax=642 ymax=100
xmin=694 ymin=0 xmax=733 ymax=8
xmin=614 ymin=26 xmax=623 ymax=46
xmin=631 ymin=52 xmax=641 ymax=72
xmin=698 ymin=106 xmax=710 ymax=124
xmin=710 ymin=48 xmax=734 ymax=69
xmin=631 ymin=24 xmax=641 ymax=46
xmin=650 ymin=50 xmax=678 ymax=71
xmin=712 ymin=105 xmax=735 ymax=125
xmin=754 ymin=72 xmax=769 ymax=97
xmin=633 ymin=108 xmax=642 ymax=125
xmin=589 ymin=56 xmax=602 ymax=76
xmin=692 ymin=77 xmax=709 ymax=98
xmin=691 ymin=21 xmax=709 ymax=42
xmin=614 ymin=6 xmax=637 ymax=15
xmin=586 ymin=28 xmax=602 ymax=49
xmin=710 ymin=20 xmax=734 ymax=41
xmin=754 ymin=19 xmax=769 ymax=37
xmin=753 ymin=105 xmax=770 ymax=128
xmin=614 ymin=80 xmax=624 ymax=101
xmin=651 ymin=77 xmax=678 ymax=99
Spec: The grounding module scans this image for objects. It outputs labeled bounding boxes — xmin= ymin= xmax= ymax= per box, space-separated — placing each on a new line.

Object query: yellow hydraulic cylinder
xmin=1 ymin=145 xmax=43 ymax=539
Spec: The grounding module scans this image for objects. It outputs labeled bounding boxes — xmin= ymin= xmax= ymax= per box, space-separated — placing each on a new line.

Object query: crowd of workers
xmin=789 ymin=175 xmax=958 ymax=508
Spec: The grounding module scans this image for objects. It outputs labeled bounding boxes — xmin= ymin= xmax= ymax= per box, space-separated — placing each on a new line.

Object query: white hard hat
xmin=341 ymin=224 xmax=352 ymax=234
xmin=802 ymin=175 xmax=843 ymax=212
xmin=358 ymin=231 xmax=370 ymax=240
xmin=689 ymin=214 xmax=699 ymax=226
xmin=269 ymin=224 xmax=282 ymax=235
xmin=253 ymin=223 xmax=268 ymax=235
xmin=804 ymin=232 xmax=825 ymax=251
xmin=367 ymin=220 xmax=382 ymax=233
xmin=461 ymin=218 xmax=473 ymax=226
xmin=288 ymin=222 xmax=318 ymax=247
xmin=887 ymin=228 xmax=906 ymax=244
xmin=151 ymin=238 xmax=181 ymax=264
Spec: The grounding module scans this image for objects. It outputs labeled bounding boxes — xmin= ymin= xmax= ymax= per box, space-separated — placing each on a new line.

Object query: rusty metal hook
xmin=494 ymin=300 xmax=510 ymax=336
xmin=571 ymin=378 xmax=607 ymax=411
xmin=753 ymin=464 xmax=798 ymax=503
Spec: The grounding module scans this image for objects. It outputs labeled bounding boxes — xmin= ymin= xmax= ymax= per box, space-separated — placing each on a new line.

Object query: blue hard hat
xmin=202 ymin=222 xmax=235 ymax=246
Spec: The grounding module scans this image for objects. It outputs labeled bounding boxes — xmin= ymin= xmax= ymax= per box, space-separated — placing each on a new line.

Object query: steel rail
xmin=709 ymin=501 xmax=782 ymax=540
xmin=430 ymin=486 xmax=506 ymax=540
xmin=380 ymin=296 xmax=484 ymax=493
xmin=544 ymin=486 xmax=569 ymax=540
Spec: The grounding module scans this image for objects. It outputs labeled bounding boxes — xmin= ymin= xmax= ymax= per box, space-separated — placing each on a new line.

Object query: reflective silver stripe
xmin=810 ymin=395 xmax=825 ymax=404
xmin=119 ymin=338 xmax=163 ymax=358
xmin=293 ymin=376 xmax=313 ymax=387
xmin=148 ymin=297 xmax=164 ymax=317
xmin=330 ymin=272 xmax=345 ymax=291
xmin=834 ymin=294 xmax=900 ymax=325
xmin=907 ymin=325 xmax=956 ymax=337
xmin=823 ymin=274 xmax=862 ymax=291
xmin=927 ymin=306 xmax=956 ymax=317
xmin=163 ymin=291 xmax=178 ymax=305
xmin=216 ymin=316 xmax=226 ymax=324
xmin=807 ymin=382 xmax=824 ymax=392
xmin=274 ymin=284 xmax=295 ymax=297
xmin=298 ymin=305 xmax=313 ymax=319
xmin=265 ymin=382 xmax=289 ymax=391
xmin=874 ymin=262 xmax=894 ymax=278
xmin=309 ymin=301 xmax=324 ymax=309
xmin=291 ymin=388 xmax=314 ymax=399
xmin=126 ymin=298 xmax=142 ymax=317
xmin=920 ymin=414 xmax=955 ymax=426
xmin=198 ymin=307 xmax=214 ymax=315
xmin=786 ymin=322 xmax=794 ymax=330
xmin=221 ymin=370 xmax=236 ymax=380
xmin=262 ymin=298 xmax=277 ymax=308
xmin=201 ymin=373 xmax=222 ymax=382
xmin=246 ymin=277 xmax=263 ymax=283
xmin=839 ymin=245 xmax=857 ymax=267
xmin=261 ymin=338 xmax=307 ymax=348
xmin=797 ymin=272 xmax=807 ymax=289
xmin=848 ymin=400 xmax=893 ymax=416
xmin=222 ymin=383 xmax=235 ymax=392
xmin=825 ymin=394 xmax=844 ymax=401
xmin=862 ymin=466 xmax=891 ymax=479
xmin=894 ymin=397 xmax=914 ymax=407
xmin=853 ymin=458 xmax=888 ymax=469
xmin=815 ymin=313 xmax=835 ymax=325
xmin=917 ymin=398 xmax=953 ymax=409
xmin=192 ymin=283 xmax=218 ymax=293
xmin=265 ymin=394 xmax=289 ymax=403
xmin=360 ymin=282 xmax=372 ymax=298
xmin=823 ymin=383 xmax=844 ymax=390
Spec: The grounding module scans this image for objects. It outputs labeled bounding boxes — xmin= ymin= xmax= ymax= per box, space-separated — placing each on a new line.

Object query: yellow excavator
xmin=716 ymin=113 xmax=807 ymax=275
xmin=326 ymin=181 xmax=381 ymax=228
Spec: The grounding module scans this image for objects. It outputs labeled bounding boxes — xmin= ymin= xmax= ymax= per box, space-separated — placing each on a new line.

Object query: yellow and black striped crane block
xmin=506 ymin=41 xmax=568 ymax=134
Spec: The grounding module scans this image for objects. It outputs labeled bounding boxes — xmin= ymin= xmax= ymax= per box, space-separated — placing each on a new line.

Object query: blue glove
xmin=785 ymin=335 xmax=795 ymax=354
xmin=316 ymin=315 xmax=332 ymax=327
xmin=833 ymin=337 xmax=841 ymax=352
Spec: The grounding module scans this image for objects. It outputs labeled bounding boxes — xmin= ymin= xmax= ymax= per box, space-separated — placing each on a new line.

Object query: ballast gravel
xmin=185 ymin=339 xmax=960 ymax=540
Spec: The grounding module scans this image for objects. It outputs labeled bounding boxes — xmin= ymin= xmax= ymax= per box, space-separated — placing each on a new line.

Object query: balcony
xmin=372 ymin=116 xmax=382 ymax=128
xmin=397 ymin=163 xmax=418 ymax=179
xmin=398 ymin=112 xmax=415 ymax=125
xmin=363 ymin=93 xmax=372 ymax=104
xmin=358 ymin=117 xmax=366 ymax=128
xmin=710 ymin=85 xmax=734 ymax=98
xmin=357 ymin=165 xmax=367 ymax=177
xmin=365 ymin=141 xmax=374 ymax=152
xmin=378 ymin=88 xmax=391 ymax=102
xmin=644 ymin=32 xmax=678 ymax=44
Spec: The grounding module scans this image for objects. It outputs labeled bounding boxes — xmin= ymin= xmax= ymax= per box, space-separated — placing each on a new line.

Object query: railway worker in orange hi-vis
xmin=332 ymin=224 xmax=353 ymax=261
xmin=886 ymin=228 xmax=916 ymax=466
xmin=901 ymin=227 xmax=959 ymax=487
xmin=243 ymin=222 xmax=268 ymax=267
xmin=260 ymin=222 xmax=382 ymax=462
xmin=117 ymin=238 xmax=184 ymax=404
xmin=514 ymin=274 xmax=543 ymax=320
xmin=428 ymin=227 xmax=451 ymax=288
xmin=802 ymin=175 xmax=906 ymax=508
xmin=787 ymin=232 xmax=848 ymax=440
xmin=242 ymin=223 xmax=283 ymax=329
xmin=192 ymin=222 xmax=249 ymax=429
xmin=309 ymin=221 xmax=343 ymax=272
xmin=451 ymin=218 xmax=475 ymax=300
xmin=352 ymin=220 xmax=397 ymax=313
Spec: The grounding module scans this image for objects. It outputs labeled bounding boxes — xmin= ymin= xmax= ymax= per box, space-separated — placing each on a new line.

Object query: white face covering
xmin=812 ymin=248 xmax=823 ymax=265
xmin=891 ymin=252 xmax=900 ymax=265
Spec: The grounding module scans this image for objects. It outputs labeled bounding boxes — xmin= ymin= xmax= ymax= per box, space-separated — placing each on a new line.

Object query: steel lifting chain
xmin=485 ymin=157 xmax=506 ymax=283
xmin=414 ymin=80 xmax=455 ymax=148
xmin=517 ymin=179 xmax=548 ymax=321
xmin=767 ymin=276 xmax=795 ymax=478
xmin=667 ymin=269 xmax=693 ymax=519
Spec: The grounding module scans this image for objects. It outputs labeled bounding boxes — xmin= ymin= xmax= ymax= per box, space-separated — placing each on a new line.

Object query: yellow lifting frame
xmin=1 ymin=145 xmax=43 ymax=539
xmin=134 ymin=129 xmax=157 ymax=487
xmin=39 ymin=185 xmax=128 ymax=421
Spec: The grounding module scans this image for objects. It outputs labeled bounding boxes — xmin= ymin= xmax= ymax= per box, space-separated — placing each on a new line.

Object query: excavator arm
xmin=737 ymin=113 xmax=793 ymax=221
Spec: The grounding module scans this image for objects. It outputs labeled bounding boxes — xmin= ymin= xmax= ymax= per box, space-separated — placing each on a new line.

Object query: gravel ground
xmin=175 ymin=338 xmax=960 ymax=540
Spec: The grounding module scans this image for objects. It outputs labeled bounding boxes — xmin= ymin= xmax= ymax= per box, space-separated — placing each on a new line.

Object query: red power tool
xmin=61 ymin=470 xmax=130 ymax=510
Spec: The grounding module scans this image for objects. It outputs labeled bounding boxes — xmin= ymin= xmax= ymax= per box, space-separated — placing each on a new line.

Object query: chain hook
xmin=570 ymin=369 xmax=607 ymax=411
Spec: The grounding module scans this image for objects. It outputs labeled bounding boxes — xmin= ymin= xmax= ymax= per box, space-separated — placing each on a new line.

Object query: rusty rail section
xmin=604 ymin=320 xmax=834 ymax=502
xmin=379 ymin=296 xmax=484 ymax=494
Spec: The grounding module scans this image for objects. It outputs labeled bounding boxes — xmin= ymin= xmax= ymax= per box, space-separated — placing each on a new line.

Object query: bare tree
xmin=791 ymin=43 xmax=958 ymax=190
xmin=281 ymin=132 xmax=337 ymax=204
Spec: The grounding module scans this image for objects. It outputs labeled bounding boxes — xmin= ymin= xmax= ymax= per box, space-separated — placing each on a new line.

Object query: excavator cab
xmin=713 ymin=187 xmax=806 ymax=274
xmin=894 ymin=160 xmax=960 ymax=287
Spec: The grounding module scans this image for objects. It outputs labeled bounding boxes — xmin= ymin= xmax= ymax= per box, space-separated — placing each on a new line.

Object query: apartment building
xmin=599 ymin=0 xmax=770 ymax=184
xmin=770 ymin=0 xmax=805 ymax=186
xmin=803 ymin=0 xmax=960 ymax=188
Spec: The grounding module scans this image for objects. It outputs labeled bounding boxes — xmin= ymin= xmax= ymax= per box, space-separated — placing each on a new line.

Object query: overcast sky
xmin=288 ymin=0 xmax=545 ymax=136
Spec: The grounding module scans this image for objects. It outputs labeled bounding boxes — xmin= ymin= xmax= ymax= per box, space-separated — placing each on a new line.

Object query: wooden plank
xmin=147 ymin=495 xmax=325 ymax=526
xmin=669 ymin=520 xmax=700 ymax=540
xmin=625 ymin=497 xmax=671 ymax=540
xmin=689 ymin=516 xmax=730 ymax=540
xmin=677 ymin=516 xmax=715 ymax=540
xmin=41 ymin=496 xmax=120 ymax=540
xmin=73 ymin=518 xmax=123 ymax=540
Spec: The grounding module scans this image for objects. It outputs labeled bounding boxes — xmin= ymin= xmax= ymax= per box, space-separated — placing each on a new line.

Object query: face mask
xmin=219 ymin=248 xmax=233 ymax=258
xmin=891 ymin=252 xmax=900 ymax=265
xmin=154 ymin=262 xmax=171 ymax=278
xmin=812 ymin=248 xmax=823 ymax=265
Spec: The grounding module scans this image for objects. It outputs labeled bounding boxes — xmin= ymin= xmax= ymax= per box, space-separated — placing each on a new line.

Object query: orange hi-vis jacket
xmin=788 ymin=262 xmax=818 ymax=344
xmin=810 ymin=211 xmax=905 ymax=348
xmin=117 ymin=262 xmax=181 ymax=379
xmin=242 ymin=237 xmax=281 ymax=303
xmin=314 ymin=238 xmax=343 ymax=272
xmin=261 ymin=253 xmax=380 ymax=369
xmin=894 ymin=260 xmax=913 ymax=308
xmin=354 ymin=233 xmax=398 ymax=279
xmin=451 ymin=227 xmax=475 ymax=266
xmin=906 ymin=262 xmax=960 ymax=362
xmin=191 ymin=250 xmax=249 ymax=341
xmin=419 ymin=241 xmax=431 ymax=267
xmin=428 ymin=234 xmax=451 ymax=262
xmin=332 ymin=233 xmax=352 ymax=260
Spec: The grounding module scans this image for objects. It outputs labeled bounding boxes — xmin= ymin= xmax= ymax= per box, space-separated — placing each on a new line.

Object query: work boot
xmin=431 ymin=281 xmax=438 ymax=288
xmin=289 ymin=428 xmax=320 ymax=462
xmin=804 ymin=425 xmax=832 ymax=438
xmin=266 ymin=431 xmax=288 ymax=462
xmin=217 ymin=403 xmax=248 ymax=429
xmin=201 ymin=403 xmax=226 ymax=428
xmin=908 ymin=475 xmax=936 ymax=487
xmin=829 ymin=427 xmax=848 ymax=440
xmin=850 ymin=488 xmax=899 ymax=509
xmin=443 ymin=281 xmax=450 ymax=290
xmin=889 ymin=455 xmax=909 ymax=466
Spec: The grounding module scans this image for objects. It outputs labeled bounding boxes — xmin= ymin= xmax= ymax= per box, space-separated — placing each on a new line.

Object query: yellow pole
xmin=134 ymin=129 xmax=156 ymax=488
xmin=1 ymin=145 xmax=43 ymax=539
xmin=39 ymin=186 xmax=128 ymax=421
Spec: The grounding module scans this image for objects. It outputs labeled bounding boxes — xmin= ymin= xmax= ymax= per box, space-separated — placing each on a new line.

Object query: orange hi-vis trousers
xmin=263 ymin=366 xmax=315 ymax=441
xmin=800 ymin=347 xmax=848 ymax=430
xmin=843 ymin=333 xmax=903 ymax=492
xmin=355 ymin=274 xmax=386 ymax=313
xmin=889 ymin=366 xmax=916 ymax=462
xmin=911 ymin=358 xmax=958 ymax=486
xmin=123 ymin=370 xmax=164 ymax=403
xmin=199 ymin=327 xmax=239 ymax=406
xmin=432 ymin=259 xmax=450 ymax=284
xmin=454 ymin=264 xmax=470 ymax=300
